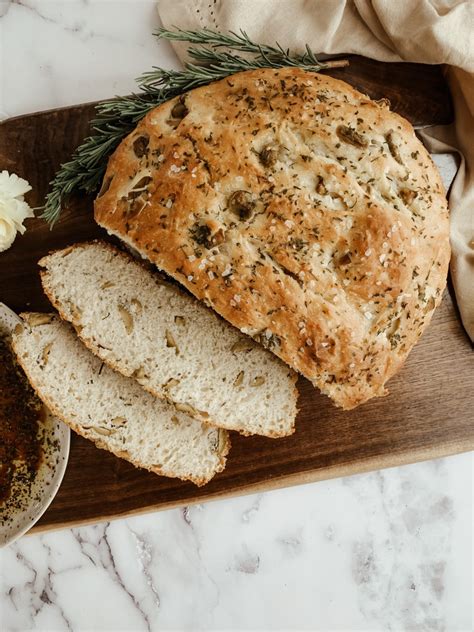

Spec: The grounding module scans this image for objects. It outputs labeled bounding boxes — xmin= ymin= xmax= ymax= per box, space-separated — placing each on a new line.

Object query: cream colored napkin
xmin=158 ymin=0 xmax=474 ymax=341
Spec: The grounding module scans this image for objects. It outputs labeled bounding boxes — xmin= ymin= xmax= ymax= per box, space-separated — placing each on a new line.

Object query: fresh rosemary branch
xmin=155 ymin=28 xmax=348 ymax=70
xmin=42 ymin=28 xmax=348 ymax=225
xmin=140 ymin=28 xmax=348 ymax=92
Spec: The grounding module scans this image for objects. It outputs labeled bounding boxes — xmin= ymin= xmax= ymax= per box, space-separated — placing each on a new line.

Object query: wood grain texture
xmin=327 ymin=56 xmax=453 ymax=126
xmin=0 ymin=58 xmax=470 ymax=533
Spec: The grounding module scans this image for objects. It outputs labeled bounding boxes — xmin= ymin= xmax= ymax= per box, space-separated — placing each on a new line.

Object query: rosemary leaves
xmin=42 ymin=28 xmax=348 ymax=225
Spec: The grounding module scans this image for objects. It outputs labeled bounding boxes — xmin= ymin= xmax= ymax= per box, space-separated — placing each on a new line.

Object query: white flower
xmin=0 ymin=171 xmax=34 ymax=253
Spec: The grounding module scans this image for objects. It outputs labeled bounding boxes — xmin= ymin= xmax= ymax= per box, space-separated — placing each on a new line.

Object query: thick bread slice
xmin=12 ymin=314 xmax=229 ymax=486
xmin=39 ymin=241 xmax=298 ymax=438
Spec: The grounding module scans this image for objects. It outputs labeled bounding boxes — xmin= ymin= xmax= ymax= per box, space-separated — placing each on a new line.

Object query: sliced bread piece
xmin=12 ymin=314 xmax=229 ymax=486
xmin=39 ymin=241 xmax=298 ymax=437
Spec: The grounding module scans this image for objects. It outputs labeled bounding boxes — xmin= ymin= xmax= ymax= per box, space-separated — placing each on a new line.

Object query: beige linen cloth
xmin=158 ymin=0 xmax=474 ymax=341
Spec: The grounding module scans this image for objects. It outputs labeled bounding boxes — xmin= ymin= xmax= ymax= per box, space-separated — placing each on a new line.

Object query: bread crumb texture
xmin=12 ymin=314 xmax=229 ymax=486
xmin=39 ymin=241 xmax=298 ymax=437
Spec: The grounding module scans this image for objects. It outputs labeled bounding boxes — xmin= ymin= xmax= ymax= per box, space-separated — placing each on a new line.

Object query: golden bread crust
xmin=95 ymin=67 xmax=450 ymax=409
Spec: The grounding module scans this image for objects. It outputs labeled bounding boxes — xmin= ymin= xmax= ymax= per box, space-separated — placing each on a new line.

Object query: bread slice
xmin=39 ymin=241 xmax=298 ymax=437
xmin=12 ymin=314 xmax=229 ymax=486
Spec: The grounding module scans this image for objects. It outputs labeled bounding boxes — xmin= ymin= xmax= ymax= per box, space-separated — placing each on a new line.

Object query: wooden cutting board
xmin=1 ymin=57 xmax=472 ymax=533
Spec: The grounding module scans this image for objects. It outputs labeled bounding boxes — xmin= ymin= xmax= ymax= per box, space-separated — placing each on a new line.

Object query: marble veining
xmin=1 ymin=455 xmax=473 ymax=630
xmin=0 ymin=1 xmax=472 ymax=630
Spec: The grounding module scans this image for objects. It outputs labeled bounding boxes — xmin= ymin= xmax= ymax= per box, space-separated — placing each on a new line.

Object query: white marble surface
xmin=0 ymin=1 xmax=472 ymax=630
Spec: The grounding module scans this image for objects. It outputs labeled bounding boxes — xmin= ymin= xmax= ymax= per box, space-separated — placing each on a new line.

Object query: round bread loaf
xmin=95 ymin=67 xmax=450 ymax=409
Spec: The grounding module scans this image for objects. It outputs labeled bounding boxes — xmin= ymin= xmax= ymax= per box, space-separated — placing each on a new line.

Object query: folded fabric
xmin=158 ymin=0 xmax=474 ymax=341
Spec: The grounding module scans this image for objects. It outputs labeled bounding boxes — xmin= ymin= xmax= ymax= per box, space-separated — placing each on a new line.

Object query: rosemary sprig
xmin=42 ymin=28 xmax=348 ymax=225
xmin=139 ymin=29 xmax=348 ymax=91
xmin=156 ymin=28 xmax=347 ymax=69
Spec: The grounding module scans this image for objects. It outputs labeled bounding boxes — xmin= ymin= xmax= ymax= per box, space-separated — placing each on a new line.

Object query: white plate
xmin=0 ymin=304 xmax=70 ymax=547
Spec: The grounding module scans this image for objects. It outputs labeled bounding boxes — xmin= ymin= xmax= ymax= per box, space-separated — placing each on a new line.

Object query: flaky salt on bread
xmin=39 ymin=241 xmax=298 ymax=437
xmin=95 ymin=67 xmax=450 ymax=409
xmin=12 ymin=314 xmax=229 ymax=486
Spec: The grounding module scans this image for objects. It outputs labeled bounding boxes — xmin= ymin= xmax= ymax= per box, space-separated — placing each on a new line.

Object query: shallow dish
xmin=0 ymin=303 xmax=70 ymax=547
